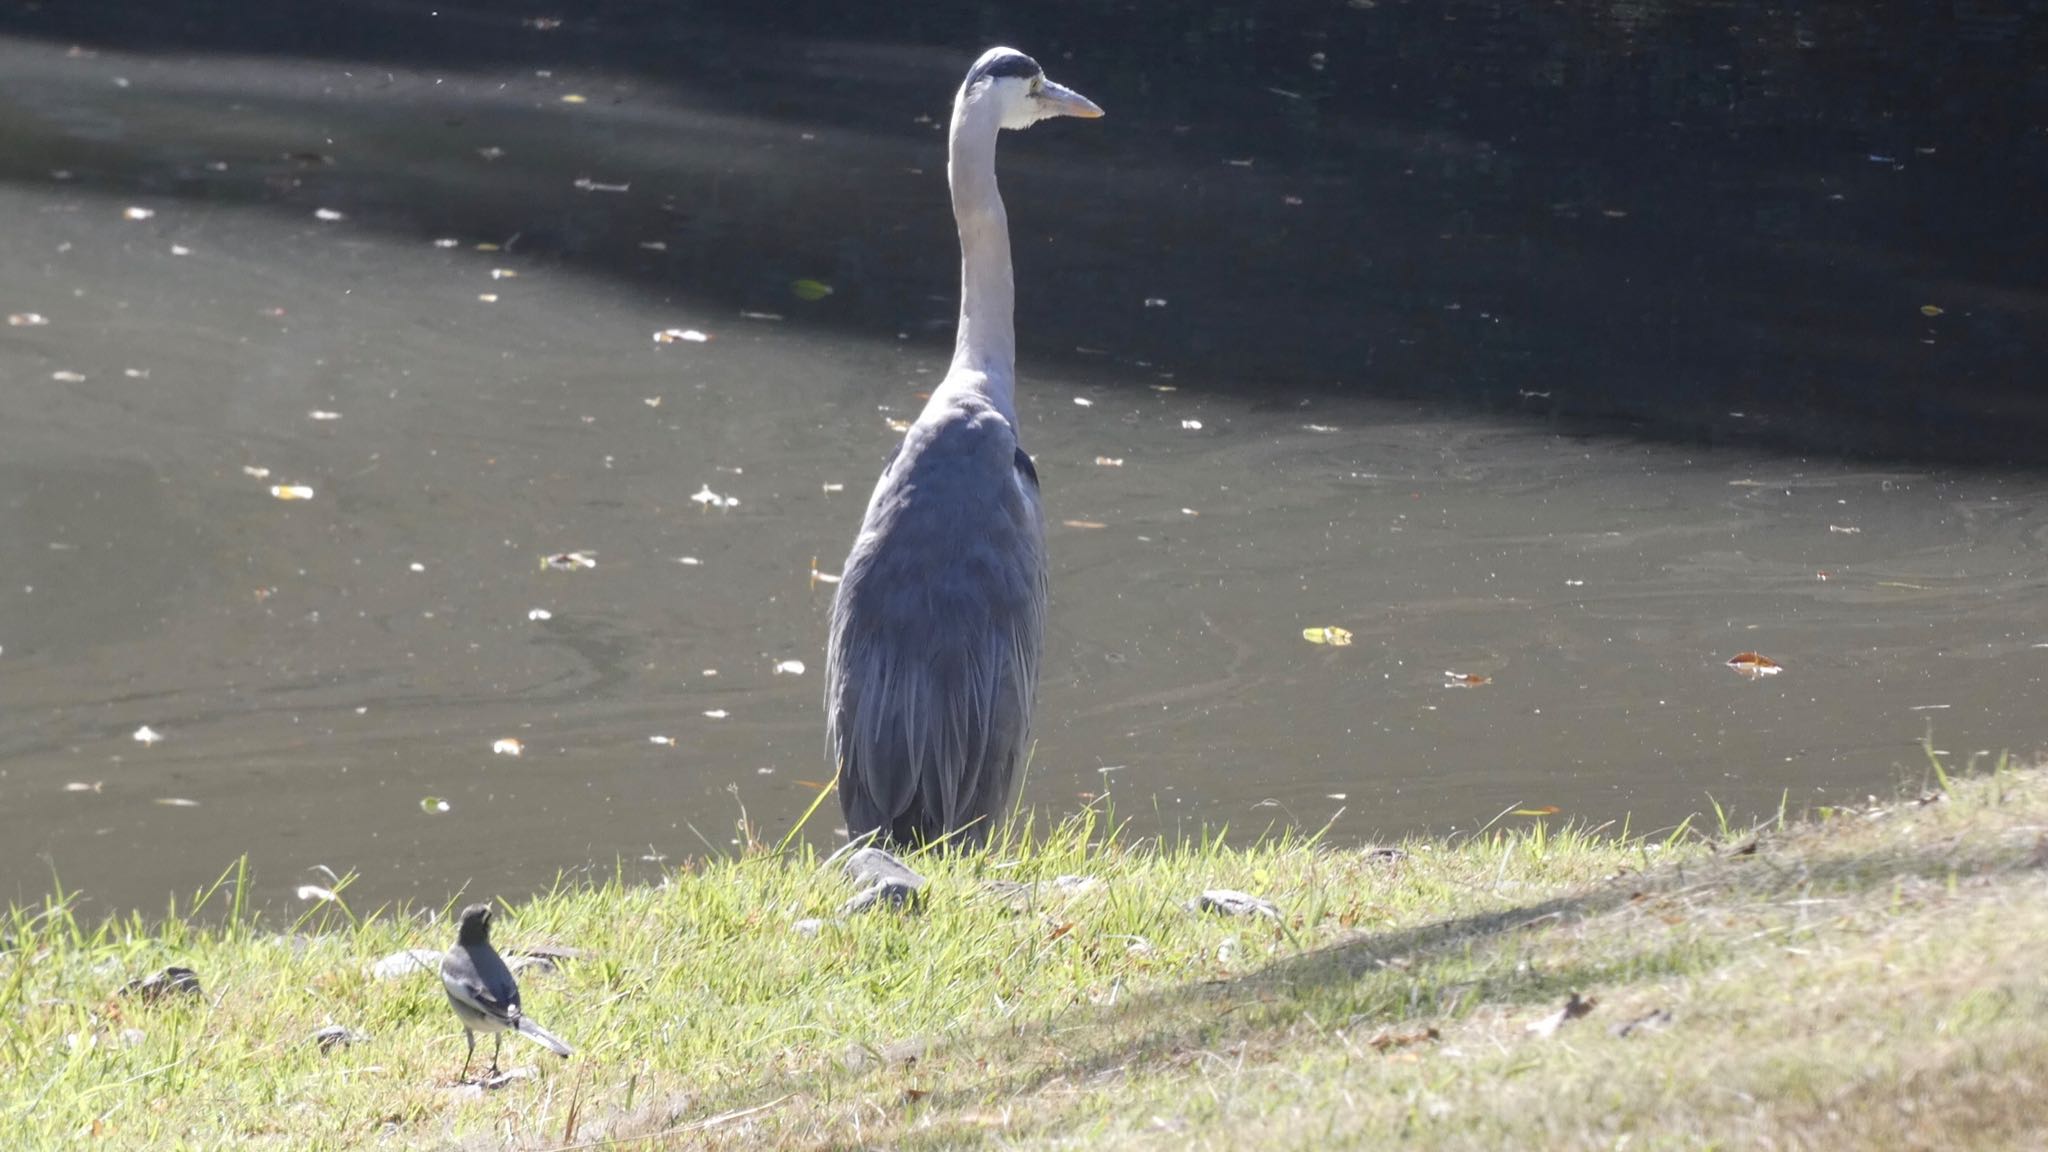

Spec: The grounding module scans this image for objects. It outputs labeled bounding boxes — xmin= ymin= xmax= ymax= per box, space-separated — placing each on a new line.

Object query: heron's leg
xmin=459 ymin=1029 xmax=475 ymax=1082
xmin=489 ymin=1032 xmax=503 ymax=1075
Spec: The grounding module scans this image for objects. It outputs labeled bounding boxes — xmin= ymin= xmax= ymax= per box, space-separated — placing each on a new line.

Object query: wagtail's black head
xmin=455 ymin=902 xmax=494 ymax=946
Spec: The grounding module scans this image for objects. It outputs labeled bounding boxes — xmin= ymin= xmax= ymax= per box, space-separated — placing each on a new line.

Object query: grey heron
xmin=824 ymin=47 xmax=1103 ymax=848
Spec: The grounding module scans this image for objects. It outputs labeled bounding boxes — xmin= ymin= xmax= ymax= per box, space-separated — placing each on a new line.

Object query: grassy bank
xmin=6 ymin=762 xmax=2048 ymax=1150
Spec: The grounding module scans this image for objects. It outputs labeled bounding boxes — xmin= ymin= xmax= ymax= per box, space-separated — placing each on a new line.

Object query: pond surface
xmin=0 ymin=8 xmax=2042 ymax=914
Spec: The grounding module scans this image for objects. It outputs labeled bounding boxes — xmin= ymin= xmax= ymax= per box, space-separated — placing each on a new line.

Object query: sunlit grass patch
xmin=5 ymin=759 xmax=2047 ymax=1150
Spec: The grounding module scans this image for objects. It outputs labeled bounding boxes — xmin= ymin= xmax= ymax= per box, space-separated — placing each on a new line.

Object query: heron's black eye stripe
xmin=975 ymin=52 xmax=1042 ymax=82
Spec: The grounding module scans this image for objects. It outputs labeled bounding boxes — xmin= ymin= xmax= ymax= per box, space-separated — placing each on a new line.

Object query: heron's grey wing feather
xmin=827 ymin=394 xmax=1046 ymax=843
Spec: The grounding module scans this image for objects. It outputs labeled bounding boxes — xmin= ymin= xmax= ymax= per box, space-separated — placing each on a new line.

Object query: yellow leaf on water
xmin=1920 ymin=304 xmax=1944 ymax=317
xmin=790 ymin=279 xmax=835 ymax=302
xmin=1302 ymin=626 xmax=1354 ymax=647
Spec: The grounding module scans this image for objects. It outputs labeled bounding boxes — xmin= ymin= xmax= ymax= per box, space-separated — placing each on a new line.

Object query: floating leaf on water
xmin=527 ymin=608 xmax=553 ymax=621
xmin=884 ymin=417 xmax=911 ymax=433
xmin=123 ymin=206 xmax=155 ymax=220
xmin=65 ymin=781 xmax=102 ymax=793
xmin=1828 ymin=524 xmax=1861 ymax=535
xmin=1303 ymin=424 xmax=1340 ymax=434
xmin=490 ymin=268 xmax=518 ymax=280
xmin=1143 ymin=297 xmax=1168 ymax=308
xmin=572 ymin=177 xmax=630 ymax=193
xmin=653 ymin=327 xmax=710 ymax=344
xmin=1513 ymin=805 xmax=1562 ymax=817
xmin=7 ymin=312 xmax=49 ymax=326
xmin=541 ymin=551 xmax=596 ymax=571
xmin=1062 ymin=519 xmax=1109 ymax=530
xmin=1444 ymin=671 xmax=1491 ymax=687
xmin=1920 ymin=304 xmax=1944 ymax=318
xmin=773 ymin=659 xmax=806 ymax=675
xmin=477 ymin=293 xmax=499 ymax=303
xmin=308 ymin=410 xmax=341 ymax=421
xmin=295 ymin=884 xmax=337 ymax=903
xmin=1302 ymin=626 xmax=1353 ymax=647
xmin=808 ymin=557 xmax=842 ymax=587
xmin=1073 ymin=396 xmax=1094 ymax=407
xmin=1180 ymin=419 xmax=1204 ymax=430
xmin=1725 ymin=651 xmax=1783 ymax=679
xmin=649 ymin=734 xmax=676 ymax=746
xmin=313 ymin=208 xmax=345 ymax=222
xmin=132 ymin=725 xmax=164 ymax=745
xmin=51 ymin=370 xmax=85 ymax=383
xmin=703 ymin=709 xmax=729 ymax=719
xmin=1181 ymin=508 xmax=1199 ymax=516
xmin=156 ymin=797 xmax=199 ymax=807
xmin=491 ymin=737 xmax=525 ymax=756
xmin=740 ymin=310 xmax=784 ymax=321
xmin=476 ymin=146 xmax=506 ymax=160
xmin=1093 ymin=456 xmax=1124 ymax=467
xmin=821 ymin=481 xmax=845 ymax=493
xmin=643 ymin=396 xmax=663 ymax=408
xmin=638 ymin=240 xmax=668 ymax=251
xmin=559 ymin=93 xmax=588 ymax=104
xmin=420 ymin=796 xmax=450 ymax=814
xmin=676 ymin=556 xmax=701 ymax=566
xmin=432 ymin=237 xmax=460 ymax=248
xmin=790 ymin=279 xmax=835 ymax=302
xmin=269 ymin=484 xmax=315 ymax=501
xmin=124 ymin=368 xmax=150 ymax=378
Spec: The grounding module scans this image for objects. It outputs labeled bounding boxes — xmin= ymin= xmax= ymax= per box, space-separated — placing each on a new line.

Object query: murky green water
xmin=1 ymin=8 xmax=2042 ymax=913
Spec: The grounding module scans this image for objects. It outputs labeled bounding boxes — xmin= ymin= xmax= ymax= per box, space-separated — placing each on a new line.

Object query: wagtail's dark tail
xmin=514 ymin=1016 xmax=573 ymax=1057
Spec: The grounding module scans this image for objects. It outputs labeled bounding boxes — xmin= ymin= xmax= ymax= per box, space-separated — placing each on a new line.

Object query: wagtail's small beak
xmin=1040 ymin=79 xmax=1105 ymax=120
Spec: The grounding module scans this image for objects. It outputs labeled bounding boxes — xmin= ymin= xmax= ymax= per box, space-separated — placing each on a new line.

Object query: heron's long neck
xmin=946 ymin=105 xmax=1018 ymax=423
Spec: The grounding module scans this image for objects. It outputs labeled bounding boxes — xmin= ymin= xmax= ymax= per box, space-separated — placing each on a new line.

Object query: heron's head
xmin=455 ymin=902 xmax=494 ymax=945
xmin=961 ymin=47 xmax=1104 ymax=130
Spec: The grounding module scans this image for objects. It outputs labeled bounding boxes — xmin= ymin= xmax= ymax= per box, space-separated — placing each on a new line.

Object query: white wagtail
xmin=439 ymin=903 xmax=572 ymax=1080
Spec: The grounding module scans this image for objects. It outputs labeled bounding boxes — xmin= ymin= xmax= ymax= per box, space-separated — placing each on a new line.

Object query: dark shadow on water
xmin=3 ymin=0 xmax=2043 ymax=463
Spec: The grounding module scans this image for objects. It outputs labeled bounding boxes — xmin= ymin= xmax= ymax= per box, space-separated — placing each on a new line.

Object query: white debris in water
xmin=295 ymin=884 xmax=338 ymax=903
xmin=1144 ymin=297 xmax=1168 ymax=308
xmin=649 ymin=735 xmax=676 ymax=746
xmin=308 ymin=410 xmax=341 ymax=421
xmin=269 ymin=484 xmax=315 ymax=501
xmin=170 ymin=244 xmax=191 ymax=256
xmin=527 ymin=608 xmax=552 ymax=621
xmin=122 ymin=206 xmax=155 ymax=220
xmin=703 ymin=709 xmax=729 ymax=720
xmin=491 ymin=738 xmax=524 ymax=756
xmin=7 ymin=312 xmax=49 ymax=326
xmin=773 ymin=659 xmax=806 ymax=676
xmin=432 ymin=237 xmax=460 ymax=248
xmin=132 ymin=725 xmax=164 ymax=746
xmin=676 ymin=556 xmax=701 ymax=566
xmin=313 ymin=208 xmax=345 ymax=221
xmin=408 ymin=562 xmax=425 ymax=573
xmin=1073 ymin=396 xmax=1094 ymax=407
xmin=1180 ymin=419 xmax=1204 ymax=430
xmin=653 ymin=328 xmax=709 ymax=344
xmin=821 ymin=482 xmax=845 ymax=493
xmin=691 ymin=484 xmax=738 ymax=510
xmin=52 ymin=371 xmax=86 ymax=383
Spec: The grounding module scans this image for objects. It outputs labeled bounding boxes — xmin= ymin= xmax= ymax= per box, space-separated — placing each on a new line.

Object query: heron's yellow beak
xmin=1040 ymin=79 xmax=1104 ymax=119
